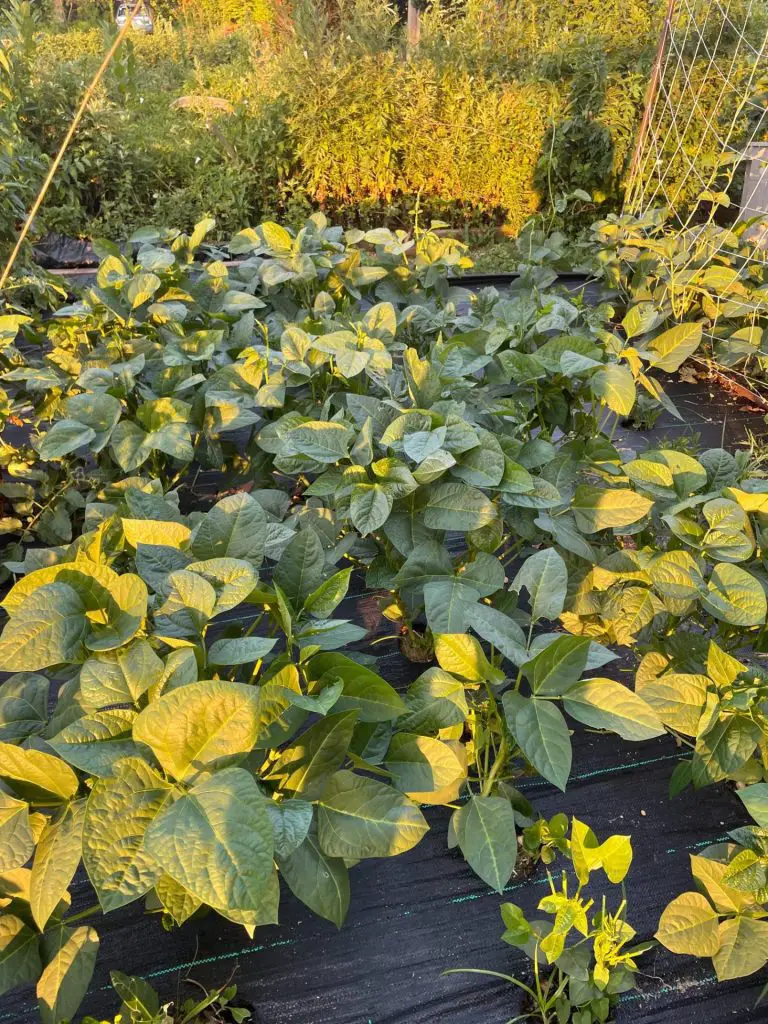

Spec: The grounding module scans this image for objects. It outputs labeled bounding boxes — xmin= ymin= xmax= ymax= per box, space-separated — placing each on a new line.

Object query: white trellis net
xmin=624 ymin=0 xmax=768 ymax=247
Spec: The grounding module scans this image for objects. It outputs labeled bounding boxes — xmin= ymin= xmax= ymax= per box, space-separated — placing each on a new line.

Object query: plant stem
xmin=63 ymin=903 xmax=101 ymax=925
xmin=482 ymin=731 xmax=508 ymax=797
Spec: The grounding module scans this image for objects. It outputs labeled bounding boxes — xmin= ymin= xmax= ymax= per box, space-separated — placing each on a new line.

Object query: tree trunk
xmin=52 ymin=0 xmax=67 ymax=22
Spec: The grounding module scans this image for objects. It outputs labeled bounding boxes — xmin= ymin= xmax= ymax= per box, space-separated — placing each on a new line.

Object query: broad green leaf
xmin=303 ymin=569 xmax=353 ymax=618
xmin=110 ymin=970 xmax=160 ymax=1019
xmin=265 ymin=799 xmax=313 ymax=858
xmin=572 ymin=486 xmax=653 ymax=533
xmin=525 ymin=636 xmax=591 ymax=696
xmin=37 ymin=925 xmax=99 ymax=1024
xmin=713 ymin=916 xmax=768 ymax=980
xmin=0 ymin=914 xmax=41 ymax=997
xmin=423 ymin=482 xmax=497 ymax=532
xmin=79 ymin=641 xmax=164 ymax=710
xmin=455 ymin=795 xmax=517 ymax=892
xmin=350 ymin=484 xmax=392 ymax=536
xmin=693 ymin=716 xmax=761 ymax=786
xmin=145 ymin=767 xmax=274 ymax=913
xmin=503 ymin=695 xmax=572 ymax=791
xmin=591 ymin=363 xmax=636 ymax=416
xmin=738 ymin=783 xmax=768 ymax=827
xmin=155 ymin=570 xmax=217 ymax=636
xmin=133 ymin=680 xmax=261 ymax=782
xmin=511 ymin=548 xmax=568 ymax=623
xmin=397 ymin=668 xmax=468 ymax=733
xmin=384 ymin=734 xmax=464 ymax=796
xmin=286 ymin=421 xmax=352 ymax=463
xmin=465 ymin=603 xmax=528 ymax=665
xmin=423 ymin=579 xmax=474 ymax=634
xmin=318 ymin=770 xmax=428 ymax=859
xmin=191 ymin=493 xmax=267 ymax=566
xmin=702 ymin=563 xmax=767 ymax=626
xmin=312 ymin=653 xmax=407 ymax=722
xmin=0 ymin=673 xmax=49 ymax=744
xmin=186 ymin=558 xmax=259 ymax=616
xmin=154 ymin=874 xmax=201 ymax=926
xmin=0 ymin=793 xmax=34 ymax=872
xmin=30 ymin=800 xmax=85 ymax=930
xmin=49 ymin=710 xmax=140 ymax=777
xmin=562 ymin=678 xmax=664 ymax=741
xmin=207 ymin=636 xmax=277 ymax=666
xmin=267 ymin=711 xmax=358 ymax=800
xmin=691 ymin=855 xmax=754 ymax=914
xmin=37 ymin=420 xmax=96 ymax=460
xmin=0 ymin=742 xmax=78 ymax=804
xmin=655 ymin=891 xmax=720 ymax=956
xmin=84 ymin=758 xmax=172 ymax=912
xmin=0 ymin=583 xmax=87 ymax=672
xmin=279 ymin=827 xmax=349 ymax=928
xmin=273 ymin=529 xmax=326 ymax=607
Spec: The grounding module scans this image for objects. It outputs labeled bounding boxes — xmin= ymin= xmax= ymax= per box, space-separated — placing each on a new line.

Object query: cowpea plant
xmin=656 ymin=785 xmax=768 ymax=985
xmin=0 ymin=488 xmax=444 ymax=1020
xmin=445 ymin=818 xmax=651 ymax=1024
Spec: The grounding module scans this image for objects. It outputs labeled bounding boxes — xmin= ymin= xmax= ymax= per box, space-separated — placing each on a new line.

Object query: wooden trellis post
xmin=407 ymin=1 xmax=420 ymax=52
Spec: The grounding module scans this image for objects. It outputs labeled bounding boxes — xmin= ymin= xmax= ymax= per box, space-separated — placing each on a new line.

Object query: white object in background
xmin=740 ymin=141 xmax=768 ymax=247
xmin=115 ymin=2 xmax=154 ymax=34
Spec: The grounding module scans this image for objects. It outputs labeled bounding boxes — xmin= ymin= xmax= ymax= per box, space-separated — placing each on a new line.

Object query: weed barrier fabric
xmin=2 ymin=379 xmax=768 ymax=1023
xmin=2 ymin=588 xmax=766 ymax=1024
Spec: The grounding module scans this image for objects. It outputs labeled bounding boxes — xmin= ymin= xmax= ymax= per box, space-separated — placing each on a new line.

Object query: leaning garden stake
xmin=0 ymin=0 xmax=145 ymax=292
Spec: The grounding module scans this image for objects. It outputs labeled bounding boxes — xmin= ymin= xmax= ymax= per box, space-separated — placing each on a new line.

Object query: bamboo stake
xmin=0 ymin=0 xmax=145 ymax=293
xmin=625 ymin=0 xmax=678 ymax=213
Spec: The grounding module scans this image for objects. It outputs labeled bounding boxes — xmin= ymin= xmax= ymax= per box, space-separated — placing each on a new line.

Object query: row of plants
xmin=0 ymin=212 xmax=767 ymax=1021
xmin=2 ymin=0 xmax=762 ymax=247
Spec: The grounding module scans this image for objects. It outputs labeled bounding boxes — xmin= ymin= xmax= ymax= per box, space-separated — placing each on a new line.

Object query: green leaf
xmin=424 ymin=482 xmax=497 ymax=532
xmin=702 ymin=563 xmax=767 ymax=626
xmin=286 ymin=421 xmax=352 ymax=464
xmin=591 ymin=363 xmax=636 ymax=416
xmin=455 ymin=795 xmax=517 ymax=892
xmin=154 ymin=874 xmax=201 ymax=926
xmin=155 ymin=569 xmax=217 ymax=636
xmin=207 ymin=636 xmax=278 ymax=666
xmin=49 ymin=710 xmax=140 ymax=777
xmin=80 ymin=641 xmax=164 ymax=710
xmin=655 ymin=892 xmax=720 ymax=956
xmin=122 ymin=519 xmax=191 ymax=550
xmin=397 ymin=668 xmax=469 ymax=733
xmin=0 ymin=673 xmax=49 ymax=744
xmin=127 ymin=271 xmax=161 ymax=308
xmin=0 ymin=793 xmax=34 ymax=872
xmin=0 ymin=742 xmax=79 ymax=804
xmin=265 ymin=799 xmax=313 ymax=858
xmin=279 ymin=827 xmax=349 ymax=928
xmin=572 ymin=486 xmax=653 ymax=533
xmin=311 ymin=653 xmax=407 ymax=722
xmin=30 ymin=800 xmax=85 ymax=930
xmin=384 ymin=734 xmax=464 ymax=795
xmin=133 ymin=680 xmax=261 ymax=782
xmin=303 ymin=568 xmax=353 ymax=618
xmin=0 ymin=915 xmax=41 ymax=997
xmin=525 ymin=636 xmax=591 ymax=696
xmin=465 ymin=604 xmax=528 ymax=665
xmin=191 ymin=493 xmax=267 ymax=566
xmin=267 ymin=711 xmax=358 ymax=800
xmin=37 ymin=925 xmax=99 ymax=1024
xmin=0 ymin=583 xmax=87 ymax=671
xmin=145 ymin=767 xmax=274 ymax=913
xmin=503 ymin=695 xmax=572 ymax=791
xmin=562 ymin=678 xmax=664 ymax=741
xmin=37 ymin=420 xmax=96 ymax=460
xmin=317 ymin=770 xmax=428 ymax=859
xmin=693 ymin=716 xmax=760 ymax=786
xmin=635 ymin=673 xmax=707 ymax=736
xmin=713 ymin=916 xmax=768 ymax=981
xmin=738 ymin=783 xmax=768 ymax=827
xmin=110 ymin=970 xmax=160 ymax=1019
xmin=423 ymin=579 xmax=475 ymax=634
xmin=350 ymin=484 xmax=392 ymax=536
xmin=273 ymin=529 xmax=326 ymax=608
xmin=84 ymin=757 xmax=173 ymax=912
xmin=511 ymin=548 xmax=568 ymax=624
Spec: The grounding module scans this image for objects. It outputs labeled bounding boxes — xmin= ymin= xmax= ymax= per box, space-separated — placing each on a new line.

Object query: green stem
xmin=481 ymin=731 xmax=508 ymax=797
xmin=63 ymin=903 xmax=101 ymax=926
